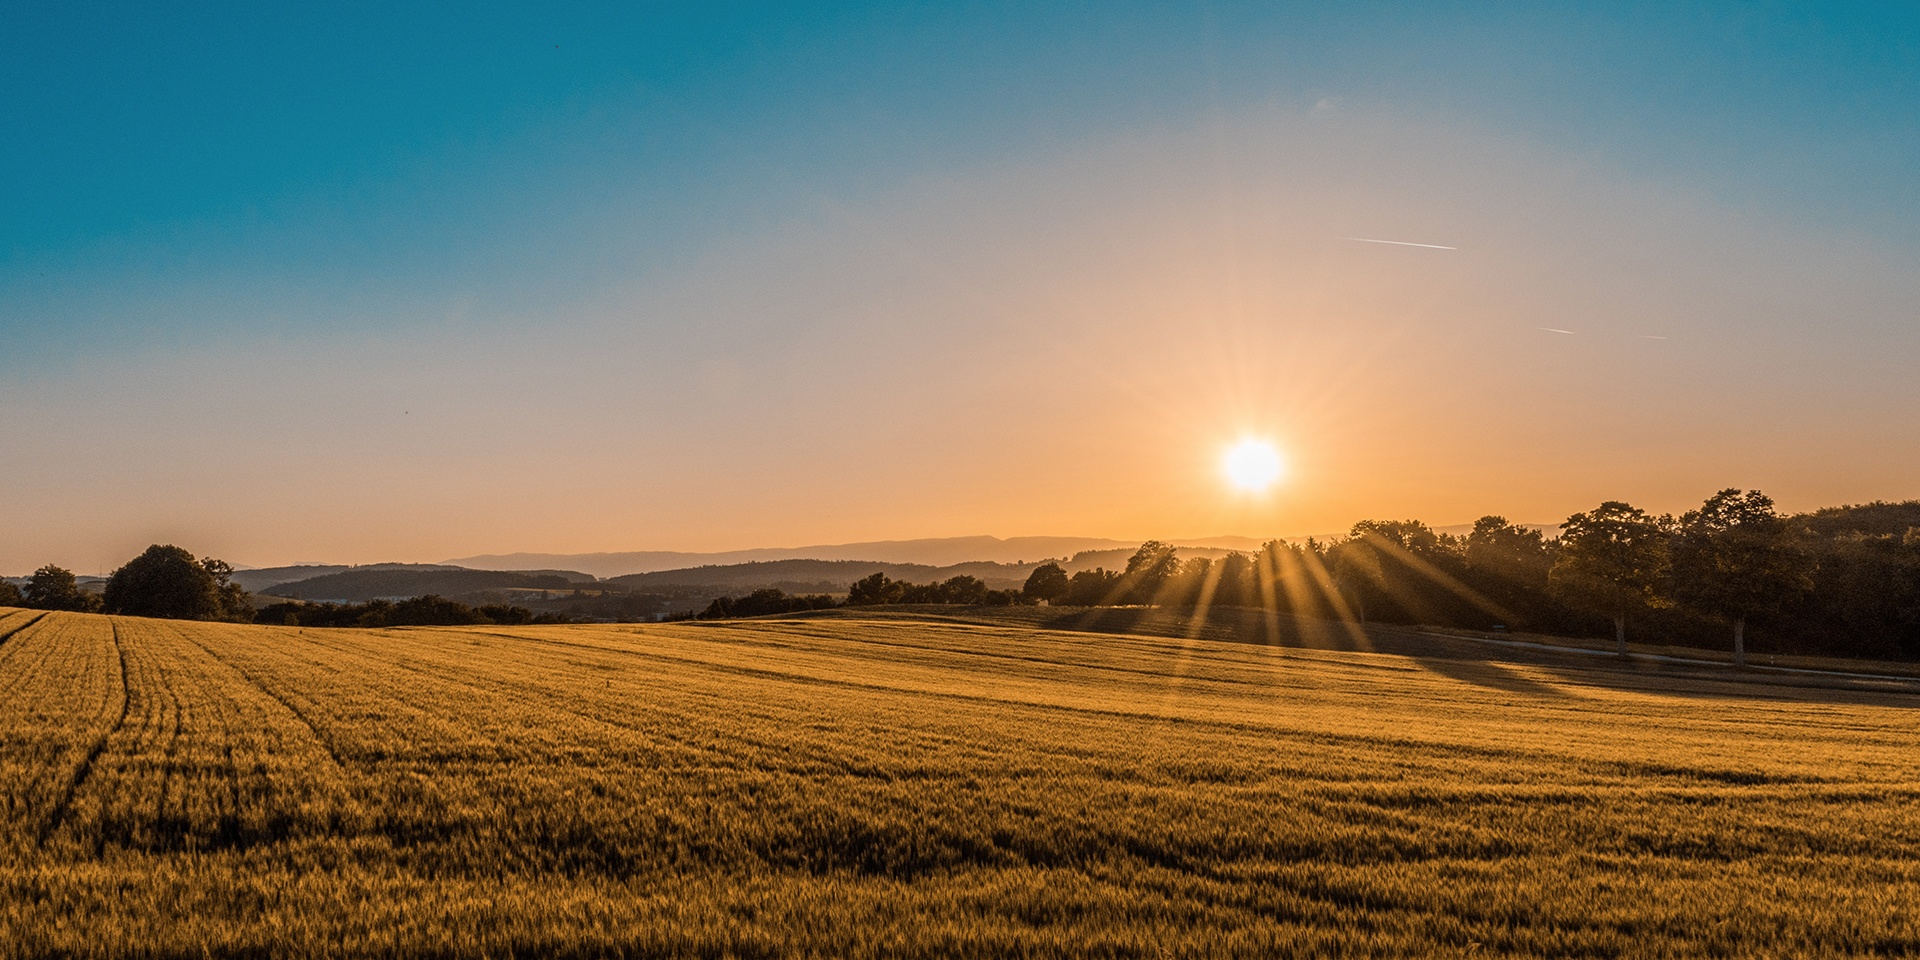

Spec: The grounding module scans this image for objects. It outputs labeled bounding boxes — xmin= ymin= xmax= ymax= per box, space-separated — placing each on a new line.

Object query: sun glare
xmin=1223 ymin=439 xmax=1284 ymax=492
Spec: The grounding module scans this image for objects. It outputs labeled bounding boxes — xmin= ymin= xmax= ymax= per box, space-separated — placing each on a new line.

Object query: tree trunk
xmin=1734 ymin=617 xmax=1745 ymax=668
xmin=1614 ymin=615 xmax=1627 ymax=657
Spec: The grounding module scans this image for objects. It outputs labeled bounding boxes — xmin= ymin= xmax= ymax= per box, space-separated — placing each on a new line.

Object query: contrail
xmin=1537 ymin=327 xmax=1575 ymax=335
xmin=1346 ymin=237 xmax=1457 ymax=250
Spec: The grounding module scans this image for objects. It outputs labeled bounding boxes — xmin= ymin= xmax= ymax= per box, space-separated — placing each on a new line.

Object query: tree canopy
xmin=1669 ymin=489 xmax=1814 ymax=665
xmin=24 ymin=565 xmax=100 ymax=612
xmin=103 ymin=545 xmax=250 ymax=621
xmin=1548 ymin=501 xmax=1670 ymax=654
xmin=1022 ymin=562 xmax=1070 ymax=603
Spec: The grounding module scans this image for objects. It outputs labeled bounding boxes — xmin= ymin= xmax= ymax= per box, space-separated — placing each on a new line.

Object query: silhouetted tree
xmin=1466 ymin=516 xmax=1552 ymax=586
xmin=701 ymin=588 xmax=840 ymax=618
xmin=389 ymin=595 xmax=491 ymax=626
xmin=1670 ymin=489 xmax=1814 ymax=666
xmin=0 ymin=580 xmax=24 ymax=607
xmin=1327 ymin=520 xmax=1484 ymax=626
xmin=846 ymin=572 xmax=903 ymax=606
xmin=1165 ymin=556 xmax=1212 ymax=607
xmin=104 ymin=545 xmax=249 ymax=621
xmin=1329 ymin=539 xmax=1384 ymax=624
xmin=1351 ymin=520 xmax=1442 ymax=555
xmin=1464 ymin=516 xmax=1557 ymax=628
xmin=25 ymin=565 xmax=100 ymax=612
xmin=1211 ymin=552 xmax=1256 ymax=608
xmin=939 ymin=575 xmax=991 ymax=605
xmin=1023 ymin=562 xmax=1070 ymax=603
xmin=476 ymin=603 xmax=540 ymax=625
xmin=1063 ymin=568 xmax=1123 ymax=606
xmin=1123 ymin=541 xmax=1180 ymax=604
xmin=1549 ymin=502 xmax=1670 ymax=655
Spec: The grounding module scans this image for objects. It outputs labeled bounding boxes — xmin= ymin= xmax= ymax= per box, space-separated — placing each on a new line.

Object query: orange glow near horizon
xmin=2 ymin=106 xmax=1918 ymax=574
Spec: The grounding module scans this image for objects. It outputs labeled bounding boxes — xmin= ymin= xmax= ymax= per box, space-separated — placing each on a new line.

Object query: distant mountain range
xmin=442 ymin=535 xmax=1282 ymax=580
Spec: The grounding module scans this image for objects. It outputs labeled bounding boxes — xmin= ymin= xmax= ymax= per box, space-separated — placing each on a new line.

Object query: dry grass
xmin=0 ymin=604 xmax=1917 ymax=958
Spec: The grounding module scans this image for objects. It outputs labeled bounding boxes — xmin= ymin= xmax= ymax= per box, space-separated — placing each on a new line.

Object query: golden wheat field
xmin=1 ymin=603 xmax=1918 ymax=958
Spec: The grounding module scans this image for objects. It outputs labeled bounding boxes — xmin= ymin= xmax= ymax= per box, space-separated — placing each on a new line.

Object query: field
xmin=1 ymin=604 xmax=1918 ymax=958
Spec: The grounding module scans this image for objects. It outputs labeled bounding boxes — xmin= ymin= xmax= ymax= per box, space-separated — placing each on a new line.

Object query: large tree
xmin=1464 ymin=516 xmax=1557 ymax=629
xmin=1063 ymin=568 xmax=1123 ymax=606
xmin=24 ymin=565 xmax=100 ymax=612
xmin=1022 ymin=562 xmax=1070 ymax=604
xmin=1669 ymin=489 xmax=1814 ymax=667
xmin=1465 ymin=516 xmax=1553 ymax=588
xmin=845 ymin=571 xmax=903 ymax=606
xmin=104 ymin=545 xmax=249 ymax=621
xmin=1122 ymin=541 xmax=1180 ymax=605
xmin=1549 ymin=502 xmax=1670 ymax=656
xmin=1329 ymin=540 xmax=1385 ymax=624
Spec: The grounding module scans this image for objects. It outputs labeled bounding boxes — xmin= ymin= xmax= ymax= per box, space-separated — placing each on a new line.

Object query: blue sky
xmin=4 ymin=3 xmax=1918 ymax=569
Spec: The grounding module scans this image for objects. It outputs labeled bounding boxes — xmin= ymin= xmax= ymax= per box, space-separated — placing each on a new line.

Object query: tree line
xmin=683 ymin=491 xmax=1919 ymax=663
xmin=1003 ymin=490 xmax=1914 ymax=664
xmin=2 ymin=544 xmax=569 ymax=628
xmin=9 ymin=492 xmax=1918 ymax=660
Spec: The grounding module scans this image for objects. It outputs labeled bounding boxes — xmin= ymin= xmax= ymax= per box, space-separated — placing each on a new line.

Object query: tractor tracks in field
xmin=37 ymin=620 xmax=132 ymax=847
xmin=173 ymin=630 xmax=351 ymax=776
xmin=0 ymin=611 xmax=51 ymax=674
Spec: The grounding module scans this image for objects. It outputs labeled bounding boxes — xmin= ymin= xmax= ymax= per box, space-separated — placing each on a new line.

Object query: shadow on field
xmin=794 ymin=605 xmax=1920 ymax=708
xmin=1413 ymin=656 xmax=1568 ymax=699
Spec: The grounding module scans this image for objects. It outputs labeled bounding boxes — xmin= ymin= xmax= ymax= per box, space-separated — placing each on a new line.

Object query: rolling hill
xmin=260 ymin=567 xmax=596 ymax=603
xmin=1 ymin=604 xmax=1915 ymax=955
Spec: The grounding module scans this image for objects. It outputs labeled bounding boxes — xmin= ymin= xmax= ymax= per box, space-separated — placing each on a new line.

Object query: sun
xmin=1222 ymin=439 xmax=1284 ymax=492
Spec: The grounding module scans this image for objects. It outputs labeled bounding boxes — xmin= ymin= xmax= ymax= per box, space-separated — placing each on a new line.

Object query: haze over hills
xmin=228 ymin=563 xmax=469 ymax=595
xmin=261 ymin=567 xmax=598 ymax=604
xmin=443 ymin=529 xmax=1559 ymax=580
xmin=445 ymin=535 xmax=1285 ymax=580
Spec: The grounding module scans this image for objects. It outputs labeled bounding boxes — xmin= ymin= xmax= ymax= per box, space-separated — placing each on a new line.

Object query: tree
xmin=0 ymin=580 xmax=24 ymax=607
xmin=1328 ymin=520 xmax=1476 ymax=625
xmin=1350 ymin=519 xmax=1441 ymax=556
xmin=1022 ymin=562 xmax=1070 ymax=604
xmin=1063 ymin=568 xmax=1123 ymax=606
xmin=1549 ymin=502 xmax=1670 ymax=655
xmin=24 ymin=565 xmax=100 ymax=612
xmin=104 ymin=545 xmax=250 ymax=621
xmin=938 ymin=575 xmax=991 ymax=605
xmin=1123 ymin=541 xmax=1180 ymax=604
xmin=1466 ymin=516 xmax=1552 ymax=587
xmin=1670 ymin=489 xmax=1814 ymax=667
xmin=1464 ymin=516 xmax=1556 ymax=628
xmin=846 ymin=571 xmax=902 ymax=606
xmin=1329 ymin=540 xmax=1384 ymax=624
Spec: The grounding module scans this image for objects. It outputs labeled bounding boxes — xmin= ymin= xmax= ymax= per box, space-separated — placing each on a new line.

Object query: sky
xmin=4 ymin=2 xmax=1918 ymax=573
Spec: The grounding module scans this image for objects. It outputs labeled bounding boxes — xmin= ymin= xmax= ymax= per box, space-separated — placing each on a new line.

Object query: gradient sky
xmin=4 ymin=2 xmax=1918 ymax=573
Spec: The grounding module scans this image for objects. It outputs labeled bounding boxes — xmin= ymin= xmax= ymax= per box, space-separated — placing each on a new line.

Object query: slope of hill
xmin=229 ymin=562 xmax=472 ymax=594
xmin=444 ymin=535 xmax=1281 ymax=578
xmin=262 ymin=567 xmax=596 ymax=602
xmin=608 ymin=559 xmax=1031 ymax=593
xmin=3 ymin=606 xmax=1916 ymax=954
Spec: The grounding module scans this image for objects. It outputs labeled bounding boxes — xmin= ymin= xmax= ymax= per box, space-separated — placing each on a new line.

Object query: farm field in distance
xmin=1 ymin=604 xmax=1917 ymax=958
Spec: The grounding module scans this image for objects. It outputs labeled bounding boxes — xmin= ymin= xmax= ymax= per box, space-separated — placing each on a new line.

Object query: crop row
xmin=2 ymin=609 xmax=1919 ymax=956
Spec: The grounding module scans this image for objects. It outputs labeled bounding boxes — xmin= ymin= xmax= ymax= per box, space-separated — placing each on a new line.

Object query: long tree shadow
xmin=809 ymin=604 xmax=1920 ymax=708
xmin=1414 ymin=656 xmax=1569 ymax=699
